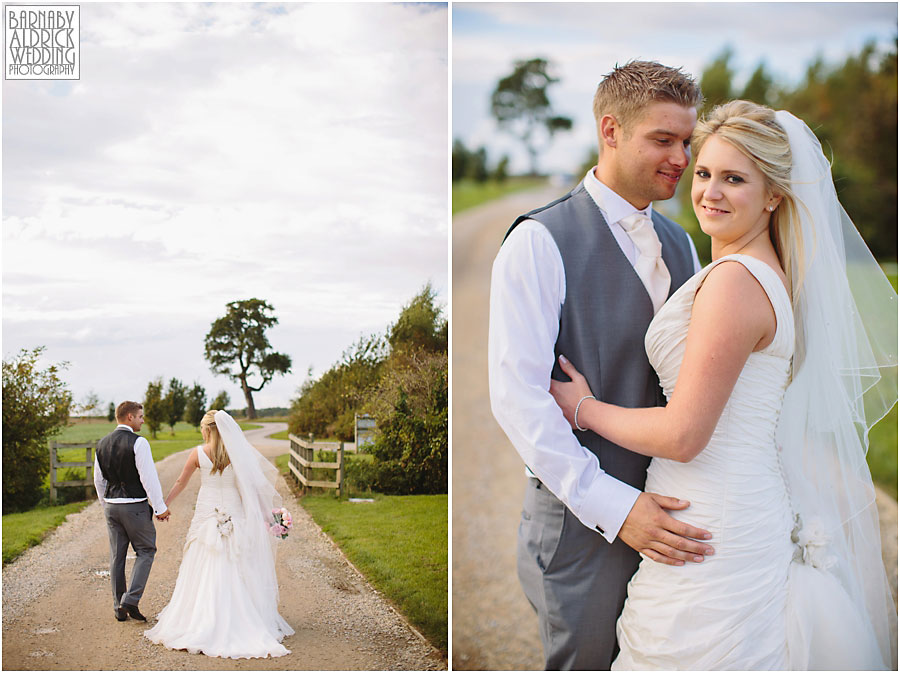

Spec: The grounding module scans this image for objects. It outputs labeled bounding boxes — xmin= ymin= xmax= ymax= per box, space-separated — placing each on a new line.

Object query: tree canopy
xmin=143 ymin=378 xmax=165 ymax=439
xmin=491 ymin=57 xmax=573 ymax=175
xmin=2 ymin=347 xmax=73 ymax=513
xmin=204 ymin=298 xmax=291 ymax=419
xmin=183 ymin=382 xmax=207 ymax=428
xmin=288 ymin=284 xmax=448 ymax=494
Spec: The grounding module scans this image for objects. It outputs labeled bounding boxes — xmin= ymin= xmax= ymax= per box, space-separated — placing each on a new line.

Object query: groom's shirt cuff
xmin=579 ymin=474 xmax=641 ymax=543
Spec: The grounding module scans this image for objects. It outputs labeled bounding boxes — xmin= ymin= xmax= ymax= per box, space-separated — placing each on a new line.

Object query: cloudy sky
xmin=3 ymin=2 xmax=448 ymax=411
xmin=453 ymin=2 xmax=897 ymax=174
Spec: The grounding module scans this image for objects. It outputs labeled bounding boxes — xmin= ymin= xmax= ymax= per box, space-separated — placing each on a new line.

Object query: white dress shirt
xmin=93 ymin=425 xmax=167 ymax=515
xmin=488 ymin=169 xmax=701 ymax=542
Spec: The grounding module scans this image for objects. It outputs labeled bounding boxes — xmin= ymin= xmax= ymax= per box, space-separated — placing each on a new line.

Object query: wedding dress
xmin=612 ymin=253 xmax=887 ymax=670
xmin=613 ymin=254 xmax=795 ymax=669
xmin=144 ymin=414 xmax=293 ymax=658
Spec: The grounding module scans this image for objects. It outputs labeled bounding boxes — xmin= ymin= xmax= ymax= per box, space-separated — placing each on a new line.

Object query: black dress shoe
xmin=115 ymin=607 xmax=128 ymax=621
xmin=124 ymin=604 xmax=147 ymax=621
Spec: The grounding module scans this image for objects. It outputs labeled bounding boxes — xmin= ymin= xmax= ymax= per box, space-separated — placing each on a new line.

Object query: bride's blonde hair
xmin=692 ymin=100 xmax=808 ymax=301
xmin=200 ymin=410 xmax=230 ymax=475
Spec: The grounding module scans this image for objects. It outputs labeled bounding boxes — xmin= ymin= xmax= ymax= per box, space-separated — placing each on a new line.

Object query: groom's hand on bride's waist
xmin=618 ymin=492 xmax=714 ymax=566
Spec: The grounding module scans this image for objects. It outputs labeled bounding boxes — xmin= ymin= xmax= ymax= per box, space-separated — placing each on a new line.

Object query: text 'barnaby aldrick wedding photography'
xmin=4 ymin=5 xmax=79 ymax=79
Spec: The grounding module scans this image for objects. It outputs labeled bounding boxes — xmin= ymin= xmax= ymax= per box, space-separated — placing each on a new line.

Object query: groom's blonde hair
xmin=593 ymin=60 xmax=703 ymax=141
xmin=201 ymin=410 xmax=231 ymax=475
xmin=691 ymin=100 xmax=807 ymax=303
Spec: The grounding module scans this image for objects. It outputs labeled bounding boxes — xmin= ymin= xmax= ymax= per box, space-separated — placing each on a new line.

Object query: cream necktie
xmin=619 ymin=212 xmax=671 ymax=314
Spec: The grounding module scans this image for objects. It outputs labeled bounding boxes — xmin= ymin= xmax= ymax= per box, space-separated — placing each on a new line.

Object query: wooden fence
xmin=287 ymin=433 xmax=344 ymax=497
xmin=50 ymin=442 xmax=96 ymax=504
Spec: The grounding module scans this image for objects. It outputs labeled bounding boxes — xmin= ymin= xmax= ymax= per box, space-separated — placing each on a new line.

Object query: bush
xmin=364 ymin=350 xmax=448 ymax=495
xmin=2 ymin=348 xmax=73 ymax=514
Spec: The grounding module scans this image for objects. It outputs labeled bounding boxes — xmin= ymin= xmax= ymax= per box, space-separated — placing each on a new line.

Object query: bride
xmin=550 ymin=101 xmax=896 ymax=669
xmin=144 ymin=410 xmax=294 ymax=658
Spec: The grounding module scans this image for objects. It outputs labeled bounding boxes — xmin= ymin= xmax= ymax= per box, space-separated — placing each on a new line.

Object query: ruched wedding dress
xmin=613 ymin=254 xmax=794 ymax=669
xmin=144 ymin=448 xmax=293 ymax=659
xmin=613 ymin=254 xmax=885 ymax=670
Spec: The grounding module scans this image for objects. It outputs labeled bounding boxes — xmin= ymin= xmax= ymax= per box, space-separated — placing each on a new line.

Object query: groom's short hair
xmin=115 ymin=401 xmax=143 ymax=422
xmin=593 ymin=60 xmax=703 ymax=139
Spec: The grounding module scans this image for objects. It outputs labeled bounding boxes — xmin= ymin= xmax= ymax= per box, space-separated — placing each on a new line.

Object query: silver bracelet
xmin=574 ymin=395 xmax=596 ymax=432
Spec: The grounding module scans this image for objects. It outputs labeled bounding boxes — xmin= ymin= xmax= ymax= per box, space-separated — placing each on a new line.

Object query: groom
xmin=488 ymin=61 xmax=714 ymax=670
xmin=93 ymin=401 xmax=170 ymax=622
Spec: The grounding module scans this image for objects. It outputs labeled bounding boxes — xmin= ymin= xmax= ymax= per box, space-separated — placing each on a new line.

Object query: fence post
xmin=49 ymin=444 xmax=58 ymax=505
xmin=84 ymin=447 xmax=93 ymax=500
xmin=338 ymin=442 xmax=344 ymax=499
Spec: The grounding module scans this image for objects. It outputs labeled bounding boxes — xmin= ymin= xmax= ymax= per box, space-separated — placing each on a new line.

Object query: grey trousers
xmin=517 ymin=478 xmax=641 ymax=671
xmin=103 ymin=501 xmax=156 ymax=609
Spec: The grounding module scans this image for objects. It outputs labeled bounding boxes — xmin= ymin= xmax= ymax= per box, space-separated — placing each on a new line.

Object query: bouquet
xmin=268 ymin=507 xmax=293 ymax=539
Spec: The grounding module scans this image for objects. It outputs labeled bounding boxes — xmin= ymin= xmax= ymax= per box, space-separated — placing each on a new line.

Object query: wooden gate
xmin=288 ymin=433 xmax=344 ymax=497
xmin=49 ymin=442 xmax=96 ymax=504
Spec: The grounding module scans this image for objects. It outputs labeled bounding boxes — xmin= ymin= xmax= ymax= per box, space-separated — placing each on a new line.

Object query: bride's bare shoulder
xmin=694 ymin=259 xmax=777 ymax=344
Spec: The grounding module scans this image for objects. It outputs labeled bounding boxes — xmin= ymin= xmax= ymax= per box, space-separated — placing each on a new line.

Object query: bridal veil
xmin=773 ymin=111 xmax=897 ymax=669
xmin=214 ymin=410 xmax=292 ymax=638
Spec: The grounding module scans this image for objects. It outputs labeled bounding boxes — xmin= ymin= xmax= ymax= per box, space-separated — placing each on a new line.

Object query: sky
xmin=453 ymin=2 xmax=898 ymax=174
xmin=2 ymin=2 xmax=449 ymax=411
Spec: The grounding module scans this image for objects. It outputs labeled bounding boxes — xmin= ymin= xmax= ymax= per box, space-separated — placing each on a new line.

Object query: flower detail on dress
xmin=215 ymin=507 xmax=234 ymax=537
xmin=790 ymin=513 xmax=836 ymax=570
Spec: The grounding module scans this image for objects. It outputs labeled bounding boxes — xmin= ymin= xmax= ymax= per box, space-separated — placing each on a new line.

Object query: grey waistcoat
xmin=506 ymin=183 xmax=696 ymax=490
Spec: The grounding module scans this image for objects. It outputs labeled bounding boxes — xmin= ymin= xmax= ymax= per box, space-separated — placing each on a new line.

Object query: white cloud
xmin=3 ymin=2 xmax=448 ymax=409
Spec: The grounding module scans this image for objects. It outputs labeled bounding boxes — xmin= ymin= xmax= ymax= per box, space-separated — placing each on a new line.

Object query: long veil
xmin=214 ymin=410 xmax=293 ymax=639
xmin=773 ymin=111 xmax=897 ymax=669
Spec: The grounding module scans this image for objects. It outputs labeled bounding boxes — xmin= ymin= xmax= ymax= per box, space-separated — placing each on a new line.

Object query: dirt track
xmin=3 ymin=423 xmax=445 ymax=671
xmin=450 ymin=187 xmax=898 ymax=671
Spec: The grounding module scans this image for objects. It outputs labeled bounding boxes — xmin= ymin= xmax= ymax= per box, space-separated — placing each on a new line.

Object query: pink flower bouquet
xmin=268 ymin=507 xmax=293 ymax=539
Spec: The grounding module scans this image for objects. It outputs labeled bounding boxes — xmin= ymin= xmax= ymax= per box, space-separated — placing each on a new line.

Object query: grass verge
xmin=2 ymin=500 xmax=94 ymax=564
xmin=452 ymin=176 xmax=548 ymax=214
xmin=300 ymin=493 xmax=447 ymax=654
xmin=869 ymin=268 xmax=898 ymax=499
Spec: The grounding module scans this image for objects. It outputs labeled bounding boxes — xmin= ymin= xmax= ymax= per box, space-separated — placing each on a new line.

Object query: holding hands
xmin=156 ymin=509 xmax=171 ymax=522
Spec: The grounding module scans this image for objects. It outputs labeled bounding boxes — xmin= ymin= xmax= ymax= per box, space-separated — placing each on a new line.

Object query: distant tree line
xmin=289 ymin=284 xmax=448 ymax=495
xmin=452 ymin=139 xmax=509 ymax=184
xmin=141 ymin=379 xmax=230 ymax=438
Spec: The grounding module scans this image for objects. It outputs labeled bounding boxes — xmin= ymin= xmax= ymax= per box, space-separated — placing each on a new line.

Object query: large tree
xmin=2 ymin=347 xmax=73 ymax=513
xmin=204 ymin=299 xmax=291 ymax=419
xmin=491 ymin=57 xmax=572 ymax=175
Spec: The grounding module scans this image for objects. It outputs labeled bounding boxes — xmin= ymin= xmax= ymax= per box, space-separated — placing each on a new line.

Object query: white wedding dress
xmin=144 ymin=448 xmax=293 ymax=659
xmin=613 ymin=254 xmax=884 ymax=670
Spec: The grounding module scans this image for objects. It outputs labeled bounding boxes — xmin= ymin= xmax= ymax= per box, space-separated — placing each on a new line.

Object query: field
xmin=868 ymin=269 xmax=898 ymax=498
xmin=452 ymin=176 xmax=548 ymax=214
xmin=300 ymin=493 xmax=448 ymax=653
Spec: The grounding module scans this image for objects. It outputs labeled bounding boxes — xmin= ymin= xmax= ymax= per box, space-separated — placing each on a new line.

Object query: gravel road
xmin=3 ymin=423 xmax=445 ymax=671
xmin=451 ymin=187 xmax=899 ymax=671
